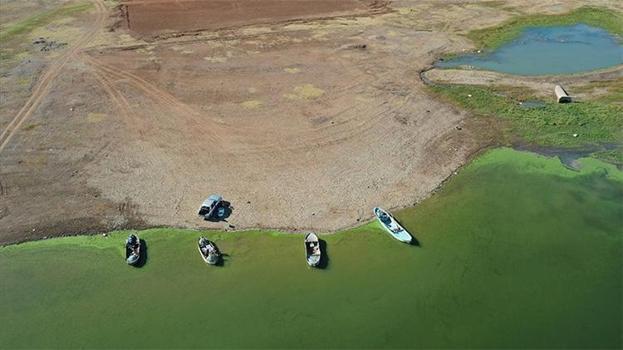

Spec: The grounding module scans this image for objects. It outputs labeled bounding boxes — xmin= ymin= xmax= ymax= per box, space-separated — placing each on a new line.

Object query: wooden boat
xmin=125 ymin=234 xmax=141 ymax=265
xmin=198 ymin=237 xmax=221 ymax=265
xmin=304 ymin=232 xmax=321 ymax=267
xmin=373 ymin=207 xmax=413 ymax=244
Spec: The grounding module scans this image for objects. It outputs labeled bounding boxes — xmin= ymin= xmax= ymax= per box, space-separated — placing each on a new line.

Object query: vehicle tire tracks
xmin=81 ymin=54 xmax=225 ymax=143
xmin=0 ymin=0 xmax=108 ymax=154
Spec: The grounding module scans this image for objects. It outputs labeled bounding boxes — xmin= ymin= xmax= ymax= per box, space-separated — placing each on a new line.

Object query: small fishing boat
xmin=304 ymin=232 xmax=321 ymax=267
xmin=198 ymin=237 xmax=221 ymax=265
xmin=373 ymin=207 xmax=413 ymax=244
xmin=125 ymin=234 xmax=141 ymax=265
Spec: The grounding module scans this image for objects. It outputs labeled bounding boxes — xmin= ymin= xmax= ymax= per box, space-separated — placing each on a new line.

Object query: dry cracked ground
xmin=1 ymin=0 xmax=620 ymax=244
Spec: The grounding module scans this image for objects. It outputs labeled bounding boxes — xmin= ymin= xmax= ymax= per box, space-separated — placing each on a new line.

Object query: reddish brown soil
xmin=121 ymin=0 xmax=385 ymax=37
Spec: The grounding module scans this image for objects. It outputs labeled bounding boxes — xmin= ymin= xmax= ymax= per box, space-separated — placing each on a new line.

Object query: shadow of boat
xmin=132 ymin=239 xmax=148 ymax=268
xmin=409 ymin=235 xmax=421 ymax=247
xmin=316 ymin=239 xmax=330 ymax=269
xmin=212 ymin=249 xmax=225 ymax=267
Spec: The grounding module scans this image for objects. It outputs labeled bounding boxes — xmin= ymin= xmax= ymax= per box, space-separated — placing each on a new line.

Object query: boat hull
xmin=373 ymin=207 xmax=413 ymax=243
xmin=125 ymin=234 xmax=141 ymax=265
xmin=198 ymin=237 xmax=221 ymax=265
xmin=305 ymin=232 xmax=322 ymax=267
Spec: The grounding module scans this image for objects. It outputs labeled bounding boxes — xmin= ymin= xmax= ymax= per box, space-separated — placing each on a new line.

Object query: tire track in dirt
xmin=82 ymin=54 xmax=377 ymax=160
xmin=83 ymin=55 xmax=134 ymax=124
xmin=0 ymin=0 xmax=108 ymax=154
xmin=82 ymin=53 xmax=398 ymax=160
xmin=82 ymin=41 xmax=394 ymax=157
xmin=83 ymin=54 xmax=321 ymax=145
xmin=83 ymin=55 xmax=200 ymax=117
xmin=81 ymin=54 xmax=227 ymax=144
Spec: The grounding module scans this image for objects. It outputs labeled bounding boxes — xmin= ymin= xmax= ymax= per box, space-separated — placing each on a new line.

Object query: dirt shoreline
xmin=423 ymin=65 xmax=623 ymax=99
xmin=0 ymin=141 xmax=494 ymax=248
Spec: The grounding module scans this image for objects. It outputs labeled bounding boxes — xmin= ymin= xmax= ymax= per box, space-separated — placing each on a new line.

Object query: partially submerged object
xmin=198 ymin=194 xmax=223 ymax=220
xmin=304 ymin=232 xmax=321 ymax=267
xmin=555 ymin=85 xmax=572 ymax=103
xmin=125 ymin=234 xmax=141 ymax=265
xmin=373 ymin=207 xmax=413 ymax=244
xmin=198 ymin=237 xmax=221 ymax=265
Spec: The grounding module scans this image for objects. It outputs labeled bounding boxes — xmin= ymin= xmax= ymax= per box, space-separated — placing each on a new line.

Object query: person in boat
xmin=380 ymin=213 xmax=391 ymax=225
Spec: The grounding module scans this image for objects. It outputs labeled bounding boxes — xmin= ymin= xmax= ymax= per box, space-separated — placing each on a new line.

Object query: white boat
xmin=304 ymin=233 xmax=321 ymax=267
xmin=198 ymin=237 xmax=221 ymax=265
xmin=373 ymin=207 xmax=413 ymax=243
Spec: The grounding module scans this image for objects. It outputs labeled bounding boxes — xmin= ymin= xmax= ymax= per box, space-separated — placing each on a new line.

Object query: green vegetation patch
xmin=0 ymin=2 xmax=92 ymax=43
xmin=592 ymin=147 xmax=623 ymax=168
xmin=467 ymin=6 xmax=623 ymax=50
xmin=573 ymin=78 xmax=623 ymax=105
xmin=432 ymin=84 xmax=623 ymax=147
xmin=1 ymin=149 xmax=621 ymax=348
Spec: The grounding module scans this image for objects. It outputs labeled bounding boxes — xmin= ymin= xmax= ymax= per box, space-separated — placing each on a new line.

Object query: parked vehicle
xmin=198 ymin=194 xmax=223 ymax=220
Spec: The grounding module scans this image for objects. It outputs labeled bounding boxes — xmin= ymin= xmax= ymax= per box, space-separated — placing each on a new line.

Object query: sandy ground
xmin=424 ymin=66 xmax=623 ymax=101
xmin=1 ymin=0 xmax=621 ymax=244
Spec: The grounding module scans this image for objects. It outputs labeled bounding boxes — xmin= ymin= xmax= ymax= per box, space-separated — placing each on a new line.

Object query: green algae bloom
xmin=1 ymin=148 xmax=621 ymax=348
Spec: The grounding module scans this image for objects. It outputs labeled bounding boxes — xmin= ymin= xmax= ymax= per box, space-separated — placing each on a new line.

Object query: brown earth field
xmin=120 ymin=0 xmax=389 ymax=38
xmin=1 ymin=0 xmax=621 ymax=244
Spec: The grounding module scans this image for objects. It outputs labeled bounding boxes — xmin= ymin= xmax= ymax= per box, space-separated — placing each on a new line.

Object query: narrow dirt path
xmin=0 ymin=0 xmax=108 ymax=153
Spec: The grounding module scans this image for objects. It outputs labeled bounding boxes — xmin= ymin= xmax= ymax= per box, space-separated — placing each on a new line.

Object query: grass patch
xmin=0 ymin=2 xmax=92 ymax=43
xmin=467 ymin=6 xmax=623 ymax=50
xmin=592 ymin=148 xmax=623 ymax=168
xmin=23 ymin=123 xmax=38 ymax=131
xmin=431 ymin=84 xmax=623 ymax=147
xmin=573 ymin=78 xmax=623 ymax=105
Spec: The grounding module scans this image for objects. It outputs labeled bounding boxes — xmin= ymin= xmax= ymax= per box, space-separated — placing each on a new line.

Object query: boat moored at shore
xmin=304 ymin=232 xmax=322 ymax=267
xmin=373 ymin=207 xmax=413 ymax=244
xmin=125 ymin=234 xmax=141 ymax=265
xmin=198 ymin=237 xmax=221 ymax=265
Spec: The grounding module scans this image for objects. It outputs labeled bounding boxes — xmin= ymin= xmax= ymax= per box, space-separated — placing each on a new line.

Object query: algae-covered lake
xmin=438 ymin=24 xmax=623 ymax=75
xmin=1 ymin=148 xmax=622 ymax=348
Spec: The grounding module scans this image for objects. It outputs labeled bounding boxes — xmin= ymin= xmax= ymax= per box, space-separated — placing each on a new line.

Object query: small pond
xmin=437 ymin=24 xmax=623 ymax=75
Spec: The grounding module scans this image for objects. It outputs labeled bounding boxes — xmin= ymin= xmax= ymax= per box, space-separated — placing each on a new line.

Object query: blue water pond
xmin=437 ymin=24 xmax=623 ymax=75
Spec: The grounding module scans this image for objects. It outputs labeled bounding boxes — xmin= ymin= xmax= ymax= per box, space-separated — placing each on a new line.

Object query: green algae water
xmin=1 ymin=148 xmax=622 ymax=348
